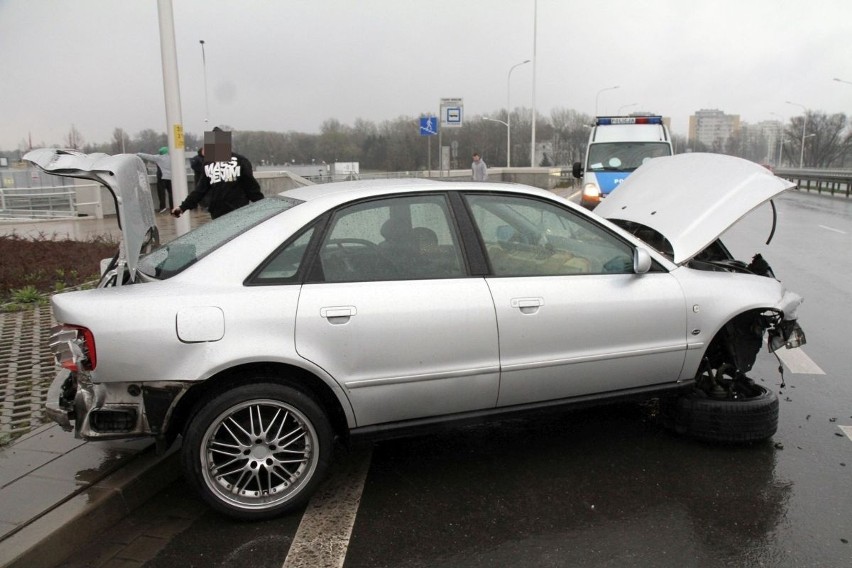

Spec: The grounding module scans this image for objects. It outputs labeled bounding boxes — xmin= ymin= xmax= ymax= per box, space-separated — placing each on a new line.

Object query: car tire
xmin=664 ymin=383 xmax=779 ymax=443
xmin=182 ymin=382 xmax=333 ymax=520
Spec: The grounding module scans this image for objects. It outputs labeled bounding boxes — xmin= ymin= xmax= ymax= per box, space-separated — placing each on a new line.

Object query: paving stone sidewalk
xmin=0 ymin=306 xmax=57 ymax=446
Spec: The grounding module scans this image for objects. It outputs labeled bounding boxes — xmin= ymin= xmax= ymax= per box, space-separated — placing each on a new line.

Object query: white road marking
xmin=818 ymin=224 xmax=846 ymax=234
xmin=840 ymin=425 xmax=852 ymax=442
xmin=282 ymin=447 xmax=372 ymax=568
xmin=774 ymin=347 xmax=825 ymax=375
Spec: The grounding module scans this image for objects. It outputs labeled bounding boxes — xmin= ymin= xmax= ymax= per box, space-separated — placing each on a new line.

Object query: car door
xmin=295 ymin=193 xmax=500 ymax=426
xmin=463 ymin=193 xmax=688 ymax=407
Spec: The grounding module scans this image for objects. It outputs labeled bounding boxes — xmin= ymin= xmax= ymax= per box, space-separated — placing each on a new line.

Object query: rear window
xmin=137 ymin=196 xmax=302 ymax=279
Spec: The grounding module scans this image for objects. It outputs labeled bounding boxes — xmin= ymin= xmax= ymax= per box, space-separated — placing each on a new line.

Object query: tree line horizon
xmin=6 ymin=107 xmax=852 ymax=171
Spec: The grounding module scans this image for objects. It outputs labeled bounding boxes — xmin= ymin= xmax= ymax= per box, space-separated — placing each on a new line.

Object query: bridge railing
xmin=774 ymin=168 xmax=852 ymax=199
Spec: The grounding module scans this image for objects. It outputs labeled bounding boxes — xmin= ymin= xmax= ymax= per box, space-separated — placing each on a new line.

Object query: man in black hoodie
xmin=172 ymin=128 xmax=264 ymax=219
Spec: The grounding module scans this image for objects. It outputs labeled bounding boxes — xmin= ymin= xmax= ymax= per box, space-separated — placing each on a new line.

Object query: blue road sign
xmin=420 ymin=116 xmax=438 ymax=136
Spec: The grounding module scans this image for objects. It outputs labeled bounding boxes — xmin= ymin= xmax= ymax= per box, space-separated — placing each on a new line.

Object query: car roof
xmin=282 ymin=178 xmax=559 ymax=205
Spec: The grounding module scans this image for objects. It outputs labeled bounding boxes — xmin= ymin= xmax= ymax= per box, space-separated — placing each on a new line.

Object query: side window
xmin=465 ymin=194 xmax=635 ymax=276
xmin=252 ymin=227 xmax=315 ymax=283
xmin=320 ymin=195 xmax=465 ymax=282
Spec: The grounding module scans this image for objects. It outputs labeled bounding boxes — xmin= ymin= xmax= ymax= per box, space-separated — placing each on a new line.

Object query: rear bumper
xmin=45 ymin=371 xmax=74 ymax=431
xmin=44 ymin=370 xmax=189 ymax=441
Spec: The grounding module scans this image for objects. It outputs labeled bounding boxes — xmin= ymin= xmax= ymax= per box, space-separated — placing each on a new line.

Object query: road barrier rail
xmin=775 ymin=167 xmax=852 ymax=199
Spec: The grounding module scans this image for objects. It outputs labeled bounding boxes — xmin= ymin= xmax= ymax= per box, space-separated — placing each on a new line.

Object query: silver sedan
xmin=26 ymin=150 xmax=806 ymax=520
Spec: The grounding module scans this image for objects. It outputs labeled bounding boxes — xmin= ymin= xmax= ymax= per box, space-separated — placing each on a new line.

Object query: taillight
xmin=50 ymin=324 xmax=97 ymax=371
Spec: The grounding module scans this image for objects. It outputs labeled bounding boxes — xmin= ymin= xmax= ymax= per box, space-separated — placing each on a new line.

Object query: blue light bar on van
xmin=596 ymin=116 xmax=663 ymax=126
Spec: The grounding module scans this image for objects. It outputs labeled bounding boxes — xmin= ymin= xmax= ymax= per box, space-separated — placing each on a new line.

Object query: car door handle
xmin=320 ymin=306 xmax=357 ymax=320
xmin=510 ymin=297 xmax=544 ymax=314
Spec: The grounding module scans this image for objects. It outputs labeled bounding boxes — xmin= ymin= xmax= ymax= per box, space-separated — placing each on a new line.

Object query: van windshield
xmin=587 ymin=142 xmax=672 ymax=172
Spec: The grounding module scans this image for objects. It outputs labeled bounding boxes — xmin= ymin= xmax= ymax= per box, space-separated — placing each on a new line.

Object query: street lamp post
xmin=483 ymin=117 xmax=509 ymax=165
xmin=506 ymin=59 xmax=531 ymax=167
xmin=200 ymin=40 xmax=209 ymax=125
xmin=803 ymin=133 xmax=816 ymax=167
xmin=595 ymin=85 xmax=620 ymax=116
xmin=785 ymin=100 xmax=808 ymax=168
xmin=769 ymin=112 xmax=784 ymax=167
xmin=530 ymin=0 xmax=538 ymax=167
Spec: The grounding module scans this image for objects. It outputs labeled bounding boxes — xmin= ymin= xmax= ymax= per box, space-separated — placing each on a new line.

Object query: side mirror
xmin=572 ymin=162 xmax=583 ymax=178
xmin=633 ymin=247 xmax=652 ymax=274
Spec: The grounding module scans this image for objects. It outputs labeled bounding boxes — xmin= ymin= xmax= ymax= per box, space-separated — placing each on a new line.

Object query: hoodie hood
xmin=23 ymin=149 xmax=158 ymax=280
xmin=594 ymin=153 xmax=796 ymax=264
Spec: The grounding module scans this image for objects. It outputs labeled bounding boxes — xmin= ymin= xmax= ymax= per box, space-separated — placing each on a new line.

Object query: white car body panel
xmin=296 ymin=279 xmax=500 ymax=426
xmin=487 ymin=272 xmax=688 ymax=406
xmin=671 ymin=266 xmax=797 ymax=375
xmin=595 ymin=153 xmax=796 ymax=264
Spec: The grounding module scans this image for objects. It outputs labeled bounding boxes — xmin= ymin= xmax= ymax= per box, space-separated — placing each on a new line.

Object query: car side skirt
xmin=349 ymin=380 xmax=695 ymax=441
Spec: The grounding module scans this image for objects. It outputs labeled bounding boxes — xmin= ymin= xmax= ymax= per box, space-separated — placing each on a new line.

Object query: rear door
xmin=295 ymin=193 xmax=500 ymax=427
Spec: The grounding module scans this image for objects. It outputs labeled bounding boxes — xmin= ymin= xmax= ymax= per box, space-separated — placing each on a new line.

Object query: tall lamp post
xmin=200 ymin=40 xmax=209 ymax=125
xmin=769 ymin=112 xmax=784 ymax=167
xmin=530 ymin=0 xmax=538 ymax=167
xmin=506 ymin=59 xmax=531 ymax=167
xmin=483 ymin=117 xmax=509 ymax=166
xmin=595 ymin=85 xmax=620 ymax=115
xmin=785 ymin=100 xmax=808 ymax=168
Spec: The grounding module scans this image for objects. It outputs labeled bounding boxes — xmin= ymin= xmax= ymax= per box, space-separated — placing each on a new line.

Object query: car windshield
xmin=137 ymin=196 xmax=302 ymax=279
xmin=587 ymin=142 xmax=671 ymax=172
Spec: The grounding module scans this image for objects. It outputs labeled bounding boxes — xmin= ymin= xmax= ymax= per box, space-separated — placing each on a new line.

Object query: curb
xmin=0 ymin=441 xmax=182 ymax=568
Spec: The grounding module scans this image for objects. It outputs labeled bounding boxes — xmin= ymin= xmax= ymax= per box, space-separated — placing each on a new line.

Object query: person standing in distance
xmin=471 ymin=152 xmax=488 ymax=181
xmin=172 ymin=127 xmax=264 ymax=220
xmin=137 ymin=146 xmax=173 ymax=213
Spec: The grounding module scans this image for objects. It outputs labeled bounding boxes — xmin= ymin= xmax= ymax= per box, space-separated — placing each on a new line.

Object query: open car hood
xmin=23 ymin=149 xmax=158 ymax=281
xmin=594 ymin=153 xmax=796 ymax=264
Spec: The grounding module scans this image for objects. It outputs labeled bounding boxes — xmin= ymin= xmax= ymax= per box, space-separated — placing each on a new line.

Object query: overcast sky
xmin=2 ymin=0 xmax=851 ymax=151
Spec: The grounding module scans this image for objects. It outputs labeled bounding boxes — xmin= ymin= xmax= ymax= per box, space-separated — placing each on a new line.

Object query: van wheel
xmin=664 ymin=383 xmax=779 ymax=443
xmin=182 ymin=382 xmax=333 ymax=520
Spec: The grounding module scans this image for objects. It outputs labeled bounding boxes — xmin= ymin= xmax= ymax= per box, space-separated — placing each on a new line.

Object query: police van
xmin=572 ymin=116 xmax=673 ymax=209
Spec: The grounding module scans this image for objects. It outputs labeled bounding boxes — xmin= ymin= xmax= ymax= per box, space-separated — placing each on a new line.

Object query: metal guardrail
xmin=774 ymin=167 xmax=852 ymax=198
xmin=0 ymin=185 xmax=78 ymax=219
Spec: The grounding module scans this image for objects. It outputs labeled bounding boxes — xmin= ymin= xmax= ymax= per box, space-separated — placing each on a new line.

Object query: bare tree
xmin=111 ymin=128 xmax=130 ymax=154
xmin=783 ymin=111 xmax=852 ymax=167
xmin=64 ymin=125 xmax=84 ymax=149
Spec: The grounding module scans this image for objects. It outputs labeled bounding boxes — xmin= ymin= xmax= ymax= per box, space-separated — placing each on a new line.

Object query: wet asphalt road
xmin=60 ymin=190 xmax=852 ymax=568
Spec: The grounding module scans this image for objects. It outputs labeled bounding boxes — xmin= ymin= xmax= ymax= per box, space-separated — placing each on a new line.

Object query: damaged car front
xmin=596 ymin=153 xmax=806 ymax=441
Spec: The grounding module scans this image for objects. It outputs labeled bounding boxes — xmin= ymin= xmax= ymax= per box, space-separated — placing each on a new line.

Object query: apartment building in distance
xmin=688 ymin=109 xmax=741 ymax=151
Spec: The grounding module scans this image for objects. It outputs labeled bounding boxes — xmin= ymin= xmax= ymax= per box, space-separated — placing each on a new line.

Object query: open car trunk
xmin=24 ymin=149 xmax=159 ymax=284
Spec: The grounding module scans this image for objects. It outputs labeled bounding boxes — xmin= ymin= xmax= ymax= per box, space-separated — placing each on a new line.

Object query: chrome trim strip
xmin=344 ymin=365 xmax=500 ymax=389
xmin=501 ymin=343 xmax=688 ymax=373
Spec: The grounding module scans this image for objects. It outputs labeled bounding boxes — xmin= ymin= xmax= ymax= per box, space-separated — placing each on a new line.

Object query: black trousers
xmin=157 ymin=179 xmax=174 ymax=210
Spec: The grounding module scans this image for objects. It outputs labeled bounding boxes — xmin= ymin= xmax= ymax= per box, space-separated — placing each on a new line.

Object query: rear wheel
xmin=182 ymin=382 xmax=333 ymax=520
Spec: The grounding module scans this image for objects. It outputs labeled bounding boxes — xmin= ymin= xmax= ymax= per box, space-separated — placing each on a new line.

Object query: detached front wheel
xmin=664 ymin=382 xmax=779 ymax=444
xmin=182 ymin=383 xmax=333 ymax=520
